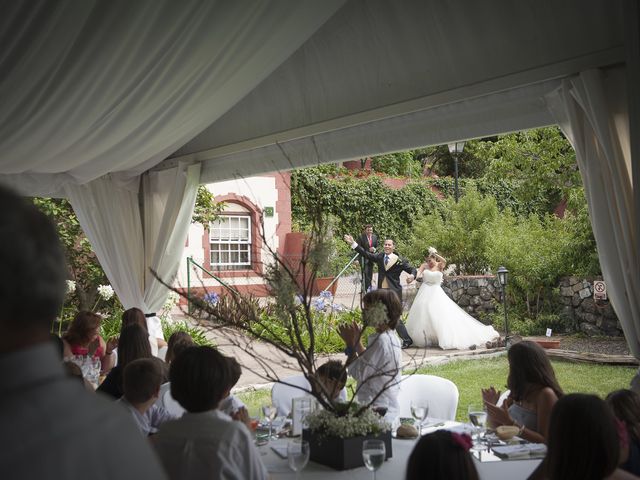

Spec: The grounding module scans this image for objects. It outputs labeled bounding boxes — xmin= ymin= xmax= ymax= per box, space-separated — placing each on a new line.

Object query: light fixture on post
xmin=497 ymin=266 xmax=510 ymax=347
xmin=447 ymin=141 xmax=465 ymax=202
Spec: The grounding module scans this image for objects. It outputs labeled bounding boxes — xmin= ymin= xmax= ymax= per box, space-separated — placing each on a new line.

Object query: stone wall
xmin=441 ymin=275 xmax=501 ymax=318
xmin=558 ymin=276 xmax=622 ymax=336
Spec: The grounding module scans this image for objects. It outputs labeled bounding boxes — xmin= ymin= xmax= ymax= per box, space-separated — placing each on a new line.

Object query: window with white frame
xmin=210 ymin=215 xmax=251 ymax=270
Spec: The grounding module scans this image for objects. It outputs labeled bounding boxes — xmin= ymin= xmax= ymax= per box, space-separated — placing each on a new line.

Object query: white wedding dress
xmin=406 ymin=269 xmax=499 ymax=350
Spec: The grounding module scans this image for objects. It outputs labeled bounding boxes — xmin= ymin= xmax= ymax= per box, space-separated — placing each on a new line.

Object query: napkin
xmin=492 ymin=443 xmax=547 ymax=459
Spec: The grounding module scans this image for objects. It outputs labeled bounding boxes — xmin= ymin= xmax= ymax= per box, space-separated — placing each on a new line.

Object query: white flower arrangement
xmin=305 ymin=406 xmax=390 ymax=439
xmin=65 ymin=280 xmax=76 ymax=295
xmin=97 ymin=284 xmax=114 ymax=301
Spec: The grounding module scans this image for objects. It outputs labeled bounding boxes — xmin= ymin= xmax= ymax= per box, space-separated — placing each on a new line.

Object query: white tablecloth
xmin=263 ymin=421 xmax=542 ymax=480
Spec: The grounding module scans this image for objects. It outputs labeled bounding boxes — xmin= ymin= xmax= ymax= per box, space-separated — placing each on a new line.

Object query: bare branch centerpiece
xmin=158 ymin=207 xmax=405 ymax=470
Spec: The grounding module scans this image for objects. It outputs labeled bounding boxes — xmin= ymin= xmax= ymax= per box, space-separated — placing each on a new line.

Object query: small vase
xmin=302 ymin=429 xmax=392 ymax=470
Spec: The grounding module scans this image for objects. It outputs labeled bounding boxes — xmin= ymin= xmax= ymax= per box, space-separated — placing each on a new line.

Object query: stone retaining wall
xmin=558 ymin=276 xmax=622 ymax=336
xmin=441 ymin=275 xmax=501 ymax=318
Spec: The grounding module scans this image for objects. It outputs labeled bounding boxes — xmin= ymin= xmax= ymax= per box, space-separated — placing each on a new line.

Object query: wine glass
xmin=410 ymin=400 xmax=429 ymax=436
xmin=467 ymin=403 xmax=487 ymax=450
xmin=262 ymin=404 xmax=277 ymax=440
xmin=362 ymin=439 xmax=386 ymax=480
xmin=287 ymin=439 xmax=310 ymax=480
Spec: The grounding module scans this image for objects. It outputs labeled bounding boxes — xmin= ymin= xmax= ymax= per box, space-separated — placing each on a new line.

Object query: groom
xmin=344 ymin=234 xmax=416 ymax=348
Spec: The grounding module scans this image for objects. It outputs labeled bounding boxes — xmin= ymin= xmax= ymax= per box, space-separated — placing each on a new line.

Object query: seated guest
xmin=339 ymin=289 xmax=402 ymax=418
xmin=97 ymin=323 xmax=153 ymax=399
xmin=406 ymin=430 xmax=478 ymax=480
xmin=165 ymin=331 xmax=195 ymax=364
xmin=219 ymin=356 xmax=247 ymax=418
xmin=607 ymin=389 xmax=640 ymax=476
xmin=117 ymin=358 xmax=176 ymax=436
xmin=121 ymin=307 xmax=159 ymax=356
xmin=152 ymin=346 xmax=268 ymax=480
xmin=482 ymin=340 xmax=563 ymax=443
xmin=315 ymin=359 xmax=348 ymax=402
xmin=0 ymin=185 xmax=165 ymax=478
xmin=541 ymin=393 xmax=638 ymax=480
xmin=62 ymin=310 xmax=115 ymax=374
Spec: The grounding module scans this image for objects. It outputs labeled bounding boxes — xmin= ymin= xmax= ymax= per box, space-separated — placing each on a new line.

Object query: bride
xmin=405 ymin=248 xmax=499 ymax=350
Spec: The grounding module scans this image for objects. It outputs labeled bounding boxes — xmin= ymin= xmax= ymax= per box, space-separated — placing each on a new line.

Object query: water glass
xmin=410 ymin=400 xmax=429 ymax=436
xmin=362 ymin=439 xmax=385 ymax=480
xmin=467 ymin=404 xmax=488 ymax=449
xmin=262 ymin=404 xmax=277 ymax=440
xmin=287 ymin=439 xmax=310 ymax=479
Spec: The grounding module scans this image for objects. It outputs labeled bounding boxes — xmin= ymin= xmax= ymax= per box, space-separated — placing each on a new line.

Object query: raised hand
xmin=481 ymin=386 xmax=501 ymax=405
xmin=344 ymin=234 xmax=354 ymax=244
xmin=406 ymin=274 xmax=415 ymax=284
xmin=338 ymin=321 xmax=361 ymax=345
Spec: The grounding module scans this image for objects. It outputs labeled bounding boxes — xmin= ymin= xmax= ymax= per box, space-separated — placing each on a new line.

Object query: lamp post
xmin=497 ymin=266 xmax=509 ymax=347
xmin=447 ymin=141 xmax=465 ymax=202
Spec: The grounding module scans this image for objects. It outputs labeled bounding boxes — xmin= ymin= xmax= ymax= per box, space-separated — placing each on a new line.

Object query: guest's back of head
xmin=545 ymin=393 xmax=619 ymax=480
xmin=124 ymin=358 xmax=163 ymax=405
xmin=165 ymin=331 xmax=195 ymax=363
xmin=406 ymin=430 xmax=478 ymax=480
xmin=121 ymin=307 xmax=148 ymax=333
xmin=362 ymin=289 xmax=402 ymax=329
xmin=606 ymin=389 xmax=640 ymax=441
xmin=170 ymin=346 xmax=230 ymax=412
xmin=0 ymin=186 xmax=66 ymax=347
xmin=507 ymin=340 xmax=563 ymax=401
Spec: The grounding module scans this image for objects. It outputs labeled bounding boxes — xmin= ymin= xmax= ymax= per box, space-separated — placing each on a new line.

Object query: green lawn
xmin=237 ymin=356 xmax=636 ymax=422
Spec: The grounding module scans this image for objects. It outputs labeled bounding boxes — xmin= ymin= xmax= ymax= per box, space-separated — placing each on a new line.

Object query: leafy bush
xmin=405 ymin=186 xmax=498 ymax=273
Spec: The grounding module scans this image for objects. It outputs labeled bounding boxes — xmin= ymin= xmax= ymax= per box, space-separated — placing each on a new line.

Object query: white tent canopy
xmin=0 ymin=0 xmax=638 ymax=385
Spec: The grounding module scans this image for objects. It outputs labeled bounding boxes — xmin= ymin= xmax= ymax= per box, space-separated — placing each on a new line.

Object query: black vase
xmin=302 ymin=429 xmax=393 ymax=470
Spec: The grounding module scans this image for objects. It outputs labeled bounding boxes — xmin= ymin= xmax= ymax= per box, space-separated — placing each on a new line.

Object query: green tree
xmin=405 ymin=186 xmax=498 ymax=274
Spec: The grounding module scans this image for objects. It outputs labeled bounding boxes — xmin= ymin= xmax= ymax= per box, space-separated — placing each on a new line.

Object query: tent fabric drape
xmin=0 ymin=0 xmax=345 ymax=197
xmin=64 ymin=176 xmax=147 ymax=311
xmin=546 ymin=68 xmax=640 ymax=387
xmin=65 ymin=163 xmax=201 ymax=318
xmin=142 ymin=163 xmax=200 ymax=313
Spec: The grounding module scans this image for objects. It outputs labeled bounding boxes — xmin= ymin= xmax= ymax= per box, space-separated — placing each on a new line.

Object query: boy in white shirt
xmin=117 ymin=358 xmax=176 ymax=436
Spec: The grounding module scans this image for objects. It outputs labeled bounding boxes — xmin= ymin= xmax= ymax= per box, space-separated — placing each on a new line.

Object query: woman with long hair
xmin=339 ymin=289 xmax=403 ymax=418
xmin=542 ymin=394 xmax=637 ymax=480
xmin=97 ymin=324 xmax=153 ymax=399
xmin=482 ymin=340 xmax=563 ymax=443
xmin=62 ymin=311 xmax=115 ymax=374
xmin=120 ymin=307 xmax=158 ymax=356
xmin=607 ymin=389 xmax=640 ymax=476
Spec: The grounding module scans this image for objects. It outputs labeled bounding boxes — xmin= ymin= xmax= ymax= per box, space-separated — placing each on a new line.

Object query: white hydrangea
xmin=97 ymin=284 xmax=115 ymax=301
xmin=65 ymin=280 xmax=76 ymax=295
xmin=362 ymin=302 xmax=388 ymax=328
xmin=306 ymin=407 xmax=390 ymax=439
xmin=164 ymin=291 xmax=180 ymax=309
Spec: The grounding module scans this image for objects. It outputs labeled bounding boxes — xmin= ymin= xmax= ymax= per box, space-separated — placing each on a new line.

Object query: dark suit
xmin=357 ymin=232 xmax=378 ymax=292
xmin=353 ymin=244 xmax=416 ymax=343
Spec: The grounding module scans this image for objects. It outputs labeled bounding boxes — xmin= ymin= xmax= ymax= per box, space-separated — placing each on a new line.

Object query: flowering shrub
xmin=305 ymin=404 xmax=390 ymax=439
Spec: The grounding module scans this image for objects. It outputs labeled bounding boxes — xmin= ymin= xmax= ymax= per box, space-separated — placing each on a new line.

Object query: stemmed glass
xmin=362 ymin=439 xmax=386 ymax=480
xmin=262 ymin=404 xmax=277 ymax=441
xmin=467 ymin=403 xmax=488 ymax=450
xmin=410 ymin=400 xmax=429 ymax=436
xmin=287 ymin=439 xmax=310 ymax=480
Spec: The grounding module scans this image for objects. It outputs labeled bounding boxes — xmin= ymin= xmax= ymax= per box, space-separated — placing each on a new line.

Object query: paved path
xmin=172 ymin=313 xmax=506 ymax=393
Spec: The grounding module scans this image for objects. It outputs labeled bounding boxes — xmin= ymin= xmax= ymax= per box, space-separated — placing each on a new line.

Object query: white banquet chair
xmin=397 ymin=374 xmax=459 ymax=420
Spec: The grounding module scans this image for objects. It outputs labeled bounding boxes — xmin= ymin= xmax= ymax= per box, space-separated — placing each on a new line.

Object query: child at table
xmin=406 ymin=430 xmax=479 ymax=480
xmin=151 ymin=346 xmax=267 ymax=480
